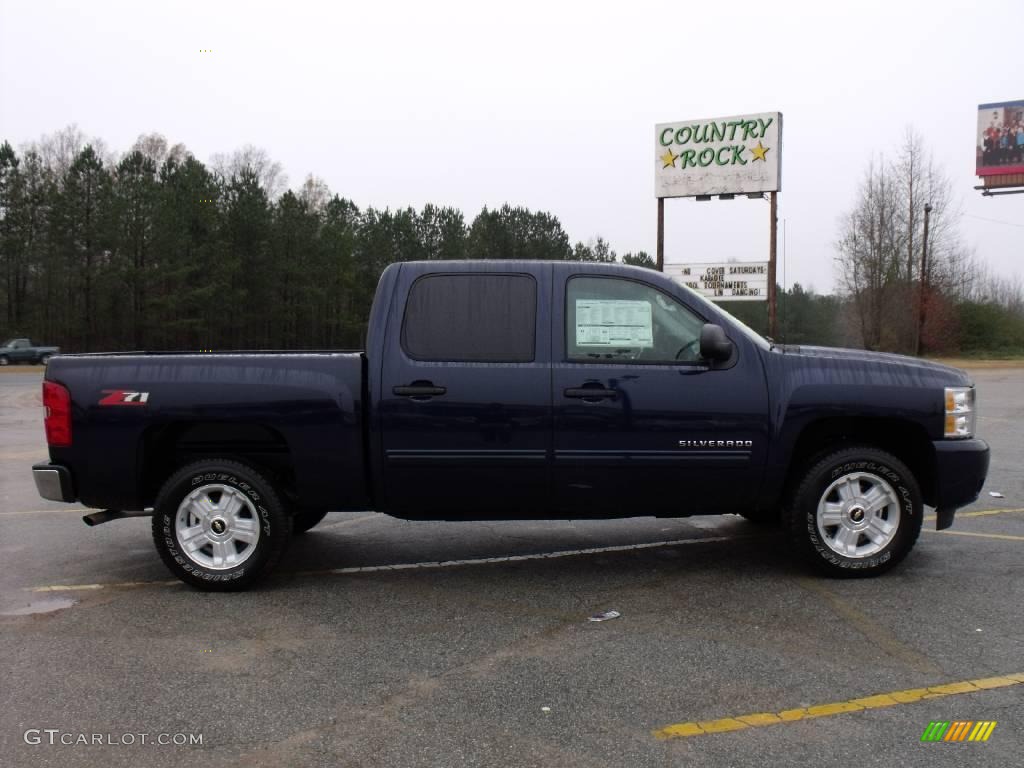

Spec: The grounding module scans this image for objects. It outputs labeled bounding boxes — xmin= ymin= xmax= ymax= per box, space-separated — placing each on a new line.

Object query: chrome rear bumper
xmin=32 ymin=463 xmax=75 ymax=502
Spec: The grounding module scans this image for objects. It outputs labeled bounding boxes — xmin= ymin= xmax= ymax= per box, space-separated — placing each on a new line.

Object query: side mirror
xmin=699 ymin=323 xmax=733 ymax=362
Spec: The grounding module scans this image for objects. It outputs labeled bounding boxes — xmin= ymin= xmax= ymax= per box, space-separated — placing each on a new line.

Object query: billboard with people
xmin=976 ymin=100 xmax=1024 ymax=176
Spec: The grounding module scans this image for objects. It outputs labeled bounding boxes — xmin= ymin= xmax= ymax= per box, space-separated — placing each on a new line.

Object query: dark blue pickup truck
xmin=33 ymin=261 xmax=990 ymax=590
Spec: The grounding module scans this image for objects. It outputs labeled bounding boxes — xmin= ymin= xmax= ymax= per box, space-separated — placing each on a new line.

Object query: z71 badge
xmin=99 ymin=390 xmax=150 ymax=406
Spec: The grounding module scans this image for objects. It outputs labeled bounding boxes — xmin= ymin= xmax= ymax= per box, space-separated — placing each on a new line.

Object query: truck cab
xmin=375 ymin=262 xmax=769 ymax=519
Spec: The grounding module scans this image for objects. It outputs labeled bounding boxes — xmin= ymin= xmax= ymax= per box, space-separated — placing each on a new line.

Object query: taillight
xmin=43 ymin=381 xmax=72 ymax=447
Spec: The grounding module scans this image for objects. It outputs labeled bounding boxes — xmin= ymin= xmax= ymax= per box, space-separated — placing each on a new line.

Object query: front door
xmin=378 ymin=263 xmax=552 ymax=517
xmin=551 ymin=269 xmax=770 ymax=516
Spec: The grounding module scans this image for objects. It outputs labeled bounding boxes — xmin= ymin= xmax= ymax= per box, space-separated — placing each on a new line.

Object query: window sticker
xmin=575 ymin=299 xmax=653 ymax=347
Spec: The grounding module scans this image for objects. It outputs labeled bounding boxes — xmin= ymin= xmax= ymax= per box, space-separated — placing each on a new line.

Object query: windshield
xmin=1 ymin=339 xmax=16 ymax=348
xmin=675 ymin=284 xmax=772 ymax=351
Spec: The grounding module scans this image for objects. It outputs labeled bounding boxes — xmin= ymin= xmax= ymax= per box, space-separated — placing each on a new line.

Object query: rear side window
xmin=402 ymin=274 xmax=537 ymax=362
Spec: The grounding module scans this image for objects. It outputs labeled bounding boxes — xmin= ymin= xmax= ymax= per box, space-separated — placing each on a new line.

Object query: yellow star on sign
xmin=750 ymin=141 xmax=770 ymax=162
xmin=661 ymin=148 xmax=679 ymax=168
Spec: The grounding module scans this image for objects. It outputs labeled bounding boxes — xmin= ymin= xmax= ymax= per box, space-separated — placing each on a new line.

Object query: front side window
xmin=566 ymin=276 xmax=705 ymax=363
xmin=402 ymin=274 xmax=537 ymax=362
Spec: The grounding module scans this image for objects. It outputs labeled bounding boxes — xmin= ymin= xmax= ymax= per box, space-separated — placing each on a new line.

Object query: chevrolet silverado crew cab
xmin=32 ymin=261 xmax=990 ymax=590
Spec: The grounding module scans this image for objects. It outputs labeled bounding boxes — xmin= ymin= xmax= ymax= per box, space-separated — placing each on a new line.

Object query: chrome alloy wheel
xmin=816 ymin=472 xmax=901 ymax=558
xmin=174 ymin=484 xmax=261 ymax=570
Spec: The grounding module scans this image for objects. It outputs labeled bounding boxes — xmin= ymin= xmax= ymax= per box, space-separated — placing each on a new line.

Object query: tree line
xmin=1 ymin=126 xmax=1021 ymax=356
xmin=832 ymin=129 xmax=1024 ymax=356
xmin=0 ymin=127 xmax=652 ymax=352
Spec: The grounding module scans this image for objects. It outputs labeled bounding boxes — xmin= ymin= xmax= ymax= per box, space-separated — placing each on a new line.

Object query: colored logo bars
xmin=921 ymin=721 xmax=997 ymax=742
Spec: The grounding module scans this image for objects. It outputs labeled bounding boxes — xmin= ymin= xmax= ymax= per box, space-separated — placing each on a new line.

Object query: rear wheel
xmin=39 ymin=353 xmax=52 ymax=365
xmin=785 ymin=446 xmax=922 ymax=577
xmin=292 ymin=508 xmax=328 ymax=534
xmin=152 ymin=459 xmax=292 ymax=591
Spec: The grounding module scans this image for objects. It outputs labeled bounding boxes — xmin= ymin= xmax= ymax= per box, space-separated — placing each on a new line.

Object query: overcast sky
xmin=1 ymin=0 xmax=1021 ymax=292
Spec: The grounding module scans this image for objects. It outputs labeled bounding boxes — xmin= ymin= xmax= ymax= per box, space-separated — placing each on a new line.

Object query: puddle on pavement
xmin=0 ymin=597 xmax=78 ymax=616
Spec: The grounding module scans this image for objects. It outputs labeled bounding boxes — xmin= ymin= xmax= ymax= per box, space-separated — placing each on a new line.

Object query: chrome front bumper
xmin=32 ymin=463 xmax=75 ymax=502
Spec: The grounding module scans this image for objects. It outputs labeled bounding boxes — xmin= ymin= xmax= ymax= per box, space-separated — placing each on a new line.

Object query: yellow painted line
xmin=29 ymin=580 xmax=178 ymax=592
xmin=653 ymin=673 xmax=1024 ymax=741
xmin=924 ymin=529 xmax=1024 ymax=542
xmin=0 ymin=508 xmax=90 ymax=517
xmin=924 ymin=507 xmax=1024 ymax=521
xmin=29 ymin=584 xmax=104 ymax=592
xmin=793 ymin=576 xmax=939 ymax=674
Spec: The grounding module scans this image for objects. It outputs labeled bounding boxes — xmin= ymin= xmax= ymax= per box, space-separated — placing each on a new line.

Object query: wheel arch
xmin=141 ymin=421 xmax=297 ymax=508
xmin=784 ymin=416 xmax=935 ymax=506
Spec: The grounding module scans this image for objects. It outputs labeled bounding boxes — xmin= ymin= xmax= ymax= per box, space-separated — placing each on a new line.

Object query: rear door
xmin=551 ymin=266 xmax=770 ymax=516
xmin=378 ymin=263 xmax=552 ymax=517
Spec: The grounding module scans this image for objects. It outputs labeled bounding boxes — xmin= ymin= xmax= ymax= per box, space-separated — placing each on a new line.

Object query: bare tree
xmin=21 ymin=125 xmax=119 ymax=182
xmin=836 ymin=157 xmax=904 ymax=349
xmin=298 ymin=173 xmax=330 ymax=213
xmin=836 ymin=131 xmax=970 ymax=352
xmin=24 ymin=124 xmax=85 ymax=178
xmin=210 ymin=145 xmax=287 ymax=199
xmin=130 ymin=133 xmax=169 ymax=169
xmin=966 ymin=262 xmax=1024 ymax=311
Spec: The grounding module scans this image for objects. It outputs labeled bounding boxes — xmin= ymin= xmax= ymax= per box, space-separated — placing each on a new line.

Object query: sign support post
xmin=768 ymin=191 xmax=778 ymax=339
xmin=656 ymin=197 xmax=665 ymax=271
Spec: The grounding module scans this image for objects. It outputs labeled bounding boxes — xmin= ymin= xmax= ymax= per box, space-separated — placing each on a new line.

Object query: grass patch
xmin=928 ymin=357 xmax=1024 ymax=369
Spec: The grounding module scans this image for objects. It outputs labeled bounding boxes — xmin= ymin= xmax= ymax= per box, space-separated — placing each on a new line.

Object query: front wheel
xmin=0 ymin=355 xmax=8 ymax=366
xmin=785 ymin=446 xmax=922 ymax=577
xmin=152 ymin=459 xmax=292 ymax=590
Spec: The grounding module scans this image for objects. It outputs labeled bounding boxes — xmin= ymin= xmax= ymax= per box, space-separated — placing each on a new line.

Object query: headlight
xmin=944 ymin=386 xmax=976 ymax=438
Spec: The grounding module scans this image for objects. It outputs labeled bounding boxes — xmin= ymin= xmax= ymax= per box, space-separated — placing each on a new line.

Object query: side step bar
xmin=82 ymin=509 xmax=154 ymax=527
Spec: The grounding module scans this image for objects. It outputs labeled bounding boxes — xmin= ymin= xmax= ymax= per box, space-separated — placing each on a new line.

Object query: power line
xmin=962 ymin=213 xmax=1024 ymax=229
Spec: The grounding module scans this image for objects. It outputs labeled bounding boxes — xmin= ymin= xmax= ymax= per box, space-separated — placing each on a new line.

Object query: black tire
xmin=39 ymin=353 xmax=52 ymax=365
xmin=292 ymin=508 xmax=328 ymax=534
xmin=152 ymin=459 xmax=292 ymax=591
xmin=0 ymin=355 xmax=9 ymax=366
xmin=785 ymin=446 xmax=922 ymax=578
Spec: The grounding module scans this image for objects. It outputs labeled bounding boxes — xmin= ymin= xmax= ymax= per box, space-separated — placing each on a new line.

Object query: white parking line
xmin=314 ymin=513 xmax=378 ymax=531
xmin=25 ymin=534 xmax=748 ymax=592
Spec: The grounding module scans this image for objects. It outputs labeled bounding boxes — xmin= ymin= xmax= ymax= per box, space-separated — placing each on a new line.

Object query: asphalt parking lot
xmin=1 ymin=367 xmax=1022 ymax=767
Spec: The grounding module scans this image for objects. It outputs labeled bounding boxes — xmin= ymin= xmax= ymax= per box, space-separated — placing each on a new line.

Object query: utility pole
xmin=656 ymin=198 xmax=665 ymax=271
xmin=915 ymin=202 xmax=932 ymax=356
xmin=768 ymin=191 xmax=778 ymax=339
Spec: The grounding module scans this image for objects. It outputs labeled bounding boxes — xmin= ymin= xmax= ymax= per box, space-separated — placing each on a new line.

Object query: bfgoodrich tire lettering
xmin=152 ymin=459 xmax=292 ymax=591
xmin=786 ymin=446 xmax=922 ymax=578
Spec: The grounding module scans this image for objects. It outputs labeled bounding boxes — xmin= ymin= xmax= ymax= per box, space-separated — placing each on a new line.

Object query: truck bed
xmin=44 ymin=351 xmax=370 ymax=512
